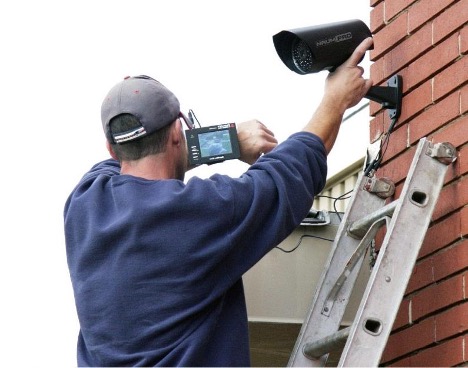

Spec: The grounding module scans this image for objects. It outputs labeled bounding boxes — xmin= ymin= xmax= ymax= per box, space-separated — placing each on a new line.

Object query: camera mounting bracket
xmin=364 ymin=74 xmax=403 ymax=121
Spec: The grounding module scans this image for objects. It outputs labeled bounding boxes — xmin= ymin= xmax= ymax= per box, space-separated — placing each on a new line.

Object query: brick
xmin=462 ymin=206 xmax=468 ymax=236
xmin=461 ymin=24 xmax=468 ymax=54
xmin=432 ymin=240 xmax=468 ymax=281
xmin=399 ymin=80 xmax=432 ymax=123
xmin=461 ymin=83 xmax=468 ymax=114
xmin=433 ymin=57 xmax=468 ymax=101
xmin=382 ymin=317 xmax=435 ymax=363
xmin=389 ymin=355 xmax=411 ymax=366
xmin=405 ymin=33 xmax=460 ymax=90
xmin=370 ymin=0 xmax=383 ymax=8
xmin=435 ymin=302 xmax=468 ymax=341
xmin=442 ymin=157 xmax=461 ymax=185
xmin=459 ymin=145 xmax=468 ymax=177
xmin=370 ymin=1 xmax=385 ymax=33
xmin=407 ymin=257 xmax=433 ymax=294
xmin=408 ymin=91 xmax=460 ymax=145
xmin=431 ymin=115 xmax=468 ymax=149
xmin=370 ymin=58 xmax=386 ymax=86
xmin=461 ymin=177 xmax=468 ymax=204
xmin=384 ymin=23 xmax=432 ymax=73
xmin=393 ymin=298 xmax=411 ymax=330
xmin=420 ymin=211 xmax=461 ymax=257
xmin=408 ymin=0 xmax=456 ymax=33
xmin=432 ymin=181 xmax=465 ymax=221
xmin=411 ymin=274 xmax=464 ymax=321
xmin=391 ymin=336 xmax=466 ymax=366
xmin=372 ymin=12 xmax=408 ymax=60
xmin=433 ymin=0 xmax=468 ymax=44
xmin=385 ymin=0 xmax=415 ymax=21
xmin=369 ymin=100 xmax=382 ymax=119
xmin=369 ymin=112 xmax=385 ymax=142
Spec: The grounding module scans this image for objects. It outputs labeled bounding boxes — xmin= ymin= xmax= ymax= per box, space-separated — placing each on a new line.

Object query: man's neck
xmin=120 ymin=154 xmax=174 ymax=180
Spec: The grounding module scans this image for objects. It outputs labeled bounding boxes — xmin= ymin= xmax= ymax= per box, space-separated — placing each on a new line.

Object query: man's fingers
xmin=345 ymin=37 xmax=373 ymax=67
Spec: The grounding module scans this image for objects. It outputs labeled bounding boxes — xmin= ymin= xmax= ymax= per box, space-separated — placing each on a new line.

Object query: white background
xmin=0 ymin=1 xmax=370 ymax=365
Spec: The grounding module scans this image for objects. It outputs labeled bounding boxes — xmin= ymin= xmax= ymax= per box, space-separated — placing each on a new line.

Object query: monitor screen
xmin=198 ymin=130 xmax=233 ymax=158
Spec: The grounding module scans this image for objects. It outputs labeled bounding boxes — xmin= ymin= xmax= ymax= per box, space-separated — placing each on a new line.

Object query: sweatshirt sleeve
xmin=217 ymin=132 xmax=328 ymax=278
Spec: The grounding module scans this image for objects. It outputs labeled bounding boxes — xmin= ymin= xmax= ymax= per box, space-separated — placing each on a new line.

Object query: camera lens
xmin=292 ymin=39 xmax=314 ymax=74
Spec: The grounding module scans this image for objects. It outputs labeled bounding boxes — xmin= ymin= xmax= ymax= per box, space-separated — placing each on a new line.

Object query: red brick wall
xmin=369 ymin=0 xmax=467 ymax=365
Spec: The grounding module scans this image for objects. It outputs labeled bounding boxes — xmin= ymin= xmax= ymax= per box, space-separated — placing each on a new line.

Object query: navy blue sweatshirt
xmin=64 ymin=132 xmax=327 ymax=366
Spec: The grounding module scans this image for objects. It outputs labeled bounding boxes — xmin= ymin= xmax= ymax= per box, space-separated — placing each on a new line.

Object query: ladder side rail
xmin=338 ymin=138 xmax=456 ymax=366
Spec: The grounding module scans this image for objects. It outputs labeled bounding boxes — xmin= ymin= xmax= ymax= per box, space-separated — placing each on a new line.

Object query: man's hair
xmin=109 ymin=114 xmax=172 ymax=161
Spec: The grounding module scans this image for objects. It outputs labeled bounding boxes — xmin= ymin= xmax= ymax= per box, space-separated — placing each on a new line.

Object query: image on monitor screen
xmin=199 ymin=130 xmax=233 ymax=157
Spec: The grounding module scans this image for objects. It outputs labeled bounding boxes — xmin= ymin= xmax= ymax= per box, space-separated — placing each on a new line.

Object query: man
xmin=64 ymin=38 xmax=373 ymax=366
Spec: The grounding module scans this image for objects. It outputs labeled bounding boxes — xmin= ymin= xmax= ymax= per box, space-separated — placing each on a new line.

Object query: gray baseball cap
xmin=101 ymin=75 xmax=180 ymax=144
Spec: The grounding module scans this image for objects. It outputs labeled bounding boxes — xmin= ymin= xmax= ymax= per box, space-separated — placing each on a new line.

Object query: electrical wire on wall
xmin=364 ymin=116 xmax=398 ymax=177
xmin=275 ymin=190 xmax=353 ymax=253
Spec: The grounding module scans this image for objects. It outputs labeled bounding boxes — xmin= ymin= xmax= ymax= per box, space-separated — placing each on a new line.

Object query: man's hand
xmin=236 ymin=120 xmax=278 ymax=165
xmin=304 ymin=37 xmax=374 ymax=154
xmin=322 ymin=37 xmax=374 ymax=112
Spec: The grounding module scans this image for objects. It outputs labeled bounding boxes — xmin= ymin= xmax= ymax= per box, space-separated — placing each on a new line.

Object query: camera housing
xmin=273 ymin=19 xmax=373 ymax=74
xmin=186 ymin=123 xmax=240 ymax=165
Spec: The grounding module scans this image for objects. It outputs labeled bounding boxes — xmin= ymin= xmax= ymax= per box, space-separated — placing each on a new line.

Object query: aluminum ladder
xmin=288 ymin=137 xmax=457 ymax=367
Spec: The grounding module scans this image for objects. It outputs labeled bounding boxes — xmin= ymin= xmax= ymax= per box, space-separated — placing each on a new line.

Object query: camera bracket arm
xmin=364 ymin=74 xmax=402 ymax=120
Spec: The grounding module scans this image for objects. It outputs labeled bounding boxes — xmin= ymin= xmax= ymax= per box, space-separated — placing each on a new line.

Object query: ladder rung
xmin=303 ymin=327 xmax=351 ymax=359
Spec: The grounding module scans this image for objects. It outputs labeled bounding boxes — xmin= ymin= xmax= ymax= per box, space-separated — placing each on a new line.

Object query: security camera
xmin=273 ymin=19 xmax=372 ymax=74
xmin=273 ymin=19 xmax=402 ymax=120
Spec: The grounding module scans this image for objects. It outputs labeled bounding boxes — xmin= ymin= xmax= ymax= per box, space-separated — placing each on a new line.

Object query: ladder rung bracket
xmin=347 ymin=200 xmax=398 ymax=239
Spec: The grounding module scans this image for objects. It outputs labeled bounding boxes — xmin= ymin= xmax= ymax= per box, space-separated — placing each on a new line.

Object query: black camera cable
xmin=364 ymin=116 xmax=397 ymax=177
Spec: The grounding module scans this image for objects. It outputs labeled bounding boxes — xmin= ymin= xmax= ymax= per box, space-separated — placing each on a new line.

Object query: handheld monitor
xmin=186 ymin=123 xmax=240 ymax=165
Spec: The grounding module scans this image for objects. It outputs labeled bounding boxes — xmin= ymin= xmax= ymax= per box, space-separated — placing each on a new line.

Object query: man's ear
xmin=170 ymin=119 xmax=182 ymax=147
xmin=106 ymin=141 xmax=119 ymax=160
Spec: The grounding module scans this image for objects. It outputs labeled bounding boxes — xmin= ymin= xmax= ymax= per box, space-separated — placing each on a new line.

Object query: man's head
xmin=101 ymin=75 xmax=180 ymax=145
xmin=101 ymin=75 xmax=189 ymax=179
